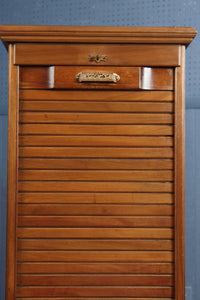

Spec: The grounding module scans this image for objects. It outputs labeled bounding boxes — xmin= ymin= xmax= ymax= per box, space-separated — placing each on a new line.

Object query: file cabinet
xmin=0 ymin=25 xmax=196 ymax=300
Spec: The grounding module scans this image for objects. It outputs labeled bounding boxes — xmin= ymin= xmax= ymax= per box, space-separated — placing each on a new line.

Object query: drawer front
xmin=15 ymin=43 xmax=180 ymax=66
xmin=19 ymin=66 xmax=173 ymax=90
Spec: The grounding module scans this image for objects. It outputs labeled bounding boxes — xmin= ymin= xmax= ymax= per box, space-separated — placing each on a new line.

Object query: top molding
xmin=0 ymin=25 xmax=197 ymax=46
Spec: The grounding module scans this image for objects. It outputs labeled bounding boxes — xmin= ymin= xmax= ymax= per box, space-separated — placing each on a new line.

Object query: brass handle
xmin=75 ymin=72 xmax=120 ymax=83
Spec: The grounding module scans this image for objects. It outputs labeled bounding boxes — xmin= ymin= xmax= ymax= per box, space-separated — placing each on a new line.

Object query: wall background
xmin=0 ymin=0 xmax=199 ymax=299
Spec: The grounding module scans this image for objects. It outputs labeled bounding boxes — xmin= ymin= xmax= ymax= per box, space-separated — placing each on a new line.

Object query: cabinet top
xmin=0 ymin=25 xmax=197 ymax=46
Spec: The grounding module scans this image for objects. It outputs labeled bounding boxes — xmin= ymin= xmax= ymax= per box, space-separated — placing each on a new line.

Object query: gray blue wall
xmin=0 ymin=1 xmax=199 ymax=299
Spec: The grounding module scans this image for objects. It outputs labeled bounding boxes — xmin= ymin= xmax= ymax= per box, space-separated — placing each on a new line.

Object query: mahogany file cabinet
xmin=0 ymin=26 xmax=197 ymax=300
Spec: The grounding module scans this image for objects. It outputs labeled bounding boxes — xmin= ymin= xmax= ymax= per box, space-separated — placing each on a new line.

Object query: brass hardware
xmin=88 ymin=54 xmax=107 ymax=63
xmin=75 ymin=72 xmax=120 ymax=83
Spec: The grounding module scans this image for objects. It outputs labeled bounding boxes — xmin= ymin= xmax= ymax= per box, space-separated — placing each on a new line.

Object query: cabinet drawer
xmin=19 ymin=66 xmax=173 ymax=90
xmin=15 ymin=43 xmax=180 ymax=66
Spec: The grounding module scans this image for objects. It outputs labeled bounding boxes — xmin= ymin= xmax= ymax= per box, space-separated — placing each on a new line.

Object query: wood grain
xmin=19 ymin=135 xmax=174 ymax=147
xmin=1 ymin=24 xmax=196 ymax=44
xmin=16 ymin=286 xmax=174 ymax=297
xmin=18 ymin=181 xmax=173 ymax=192
xmin=17 ymin=274 xmax=173 ymax=286
xmin=17 ymin=262 xmax=174 ymax=274
xmin=20 ymin=89 xmax=173 ymax=101
xmin=6 ymin=44 xmax=18 ymax=300
xmin=18 ymin=204 xmax=173 ymax=216
xmin=18 ymin=216 xmax=173 ymax=228
xmin=19 ymin=124 xmax=173 ymax=135
xmin=17 ymin=228 xmax=173 ymax=239
xmin=17 ymin=250 xmax=173 ymax=262
xmin=19 ymin=147 xmax=174 ymax=158
xmin=17 ymin=238 xmax=173 ymax=250
xmin=174 ymin=45 xmax=185 ymax=300
xmin=15 ymin=297 xmax=174 ymax=300
xmin=18 ymin=170 xmax=173 ymax=181
xmin=19 ymin=112 xmax=174 ymax=124
xmin=17 ymin=192 xmax=174 ymax=204
xmin=19 ymin=100 xmax=173 ymax=112
xmin=15 ymin=43 xmax=180 ymax=66
xmin=19 ymin=158 xmax=173 ymax=170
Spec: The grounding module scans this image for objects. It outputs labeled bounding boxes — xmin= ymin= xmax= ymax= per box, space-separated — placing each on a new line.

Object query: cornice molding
xmin=0 ymin=25 xmax=197 ymax=46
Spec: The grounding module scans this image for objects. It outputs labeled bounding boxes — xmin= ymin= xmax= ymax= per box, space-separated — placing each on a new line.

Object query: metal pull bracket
xmin=76 ymin=72 xmax=120 ymax=83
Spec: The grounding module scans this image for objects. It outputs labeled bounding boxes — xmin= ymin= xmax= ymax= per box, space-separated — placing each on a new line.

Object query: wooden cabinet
xmin=0 ymin=25 xmax=196 ymax=300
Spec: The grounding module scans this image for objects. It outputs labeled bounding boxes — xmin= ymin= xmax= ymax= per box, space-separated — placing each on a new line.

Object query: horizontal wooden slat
xmin=19 ymin=135 xmax=173 ymax=147
xmin=19 ymin=170 xmax=173 ymax=181
xmin=16 ymin=297 xmax=174 ymax=300
xmin=16 ymin=286 xmax=173 ymax=297
xmin=18 ymin=181 xmax=173 ymax=192
xmin=19 ymin=89 xmax=173 ymax=101
xmin=18 ymin=228 xmax=173 ymax=239
xmin=18 ymin=204 xmax=173 ymax=216
xmin=19 ymin=100 xmax=173 ymax=112
xmin=19 ymin=124 xmax=173 ymax=136
xmin=18 ymin=216 xmax=173 ymax=228
xmin=19 ymin=112 xmax=174 ymax=124
xmin=18 ymin=239 xmax=173 ymax=250
xmin=17 ymin=250 xmax=173 ymax=262
xmin=19 ymin=147 xmax=173 ymax=158
xmin=15 ymin=43 xmax=179 ymax=66
xmin=17 ymin=274 xmax=173 ymax=286
xmin=17 ymin=262 xmax=174 ymax=274
xmin=19 ymin=158 xmax=174 ymax=170
xmin=18 ymin=192 xmax=174 ymax=204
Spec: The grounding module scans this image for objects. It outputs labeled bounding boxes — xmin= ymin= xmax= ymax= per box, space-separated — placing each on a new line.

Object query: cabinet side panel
xmin=6 ymin=44 xmax=19 ymax=300
xmin=174 ymin=46 xmax=185 ymax=300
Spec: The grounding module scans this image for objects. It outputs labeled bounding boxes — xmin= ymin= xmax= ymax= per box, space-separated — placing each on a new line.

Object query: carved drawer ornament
xmin=88 ymin=54 xmax=107 ymax=63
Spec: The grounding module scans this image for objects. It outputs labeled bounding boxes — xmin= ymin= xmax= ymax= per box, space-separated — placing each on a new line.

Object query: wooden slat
xmin=17 ymin=274 xmax=173 ymax=286
xmin=18 ymin=239 xmax=173 ymax=250
xmin=19 ymin=89 xmax=173 ymax=101
xmin=16 ymin=286 xmax=173 ymax=297
xmin=18 ymin=181 xmax=173 ymax=192
xmin=17 ymin=262 xmax=174 ymax=274
xmin=18 ymin=204 xmax=173 ymax=216
xmin=18 ymin=192 xmax=174 ymax=204
xmin=17 ymin=250 xmax=173 ymax=262
xmin=16 ymin=297 xmax=174 ymax=300
xmin=19 ymin=170 xmax=173 ymax=181
xmin=19 ymin=147 xmax=173 ymax=158
xmin=18 ymin=228 xmax=173 ymax=239
xmin=19 ymin=112 xmax=174 ymax=124
xmin=19 ymin=158 xmax=174 ymax=170
xmin=19 ymin=135 xmax=173 ymax=147
xmin=19 ymin=124 xmax=173 ymax=135
xmin=18 ymin=216 xmax=173 ymax=228
xmin=19 ymin=100 xmax=173 ymax=112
